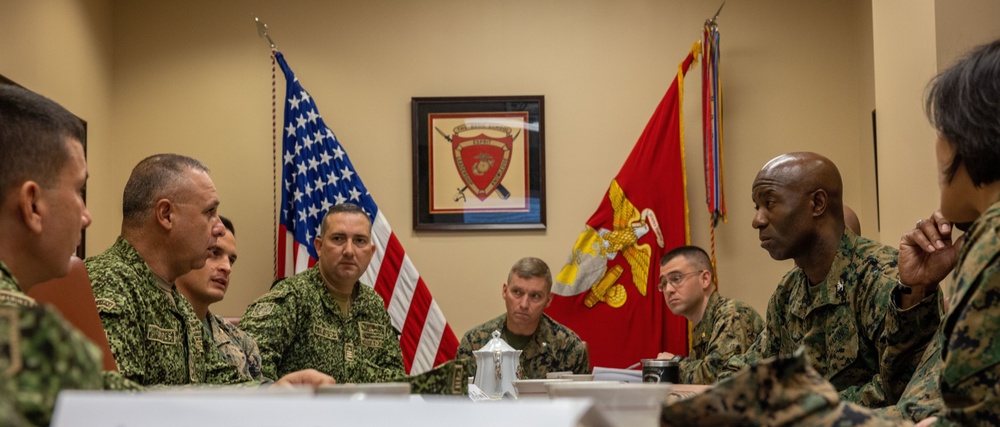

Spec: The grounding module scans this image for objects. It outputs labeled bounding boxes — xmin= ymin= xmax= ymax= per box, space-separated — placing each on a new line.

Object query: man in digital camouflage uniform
xmin=0 ymin=84 xmax=104 ymax=426
xmin=457 ymin=257 xmax=590 ymax=380
xmin=711 ymin=152 xmax=940 ymax=409
xmin=661 ymin=38 xmax=1000 ymax=427
xmin=655 ymin=245 xmax=763 ymax=384
xmin=175 ymin=215 xmax=263 ymax=382
xmin=87 ymin=154 xmax=332 ymax=388
xmin=241 ymin=203 xmax=406 ymax=384
xmin=86 ymin=154 xmax=245 ymax=387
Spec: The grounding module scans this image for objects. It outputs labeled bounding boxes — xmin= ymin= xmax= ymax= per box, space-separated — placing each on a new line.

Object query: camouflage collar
xmin=315 ymin=268 xmax=363 ymax=318
xmin=786 ymin=229 xmax=857 ymax=319
xmin=498 ymin=312 xmax=556 ymax=342
xmin=0 ymin=261 xmax=20 ymax=293
xmin=0 ymin=261 xmax=35 ymax=308
xmin=109 ymin=236 xmax=160 ymax=281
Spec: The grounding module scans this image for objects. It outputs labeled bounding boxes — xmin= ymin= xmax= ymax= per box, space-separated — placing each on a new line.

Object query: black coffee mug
xmin=641 ymin=358 xmax=680 ymax=384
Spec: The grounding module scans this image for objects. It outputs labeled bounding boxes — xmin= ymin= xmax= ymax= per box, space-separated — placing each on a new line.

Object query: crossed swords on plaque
xmin=435 ymin=126 xmax=519 ymax=202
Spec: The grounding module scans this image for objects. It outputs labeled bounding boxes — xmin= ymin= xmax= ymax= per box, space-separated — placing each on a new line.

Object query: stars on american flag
xmin=279 ymin=83 xmax=375 ymax=261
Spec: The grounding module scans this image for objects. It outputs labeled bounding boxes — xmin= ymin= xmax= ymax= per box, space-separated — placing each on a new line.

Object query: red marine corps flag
xmin=546 ymin=42 xmax=700 ymax=369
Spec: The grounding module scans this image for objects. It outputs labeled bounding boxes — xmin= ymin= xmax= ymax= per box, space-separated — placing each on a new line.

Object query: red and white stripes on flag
xmin=274 ymin=51 xmax=458 ymax=374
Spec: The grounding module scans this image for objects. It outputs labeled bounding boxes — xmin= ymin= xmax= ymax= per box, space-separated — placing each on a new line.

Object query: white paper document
xmin=591 ymin=366 xmax=643 ymax=383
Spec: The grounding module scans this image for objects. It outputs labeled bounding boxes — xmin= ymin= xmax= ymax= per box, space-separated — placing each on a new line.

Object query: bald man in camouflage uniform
xmin=664 ymin=42 xmax=1000 ymax=426
xmin=0 ymin=85 xmax=105 ymax=426
xmin=457 ymin=257 xmax=589 ymax=380
xmin=241 ymin=203 xmax=405 ymax=384
xmin=719 ymin=152 xmax=939 ymax=408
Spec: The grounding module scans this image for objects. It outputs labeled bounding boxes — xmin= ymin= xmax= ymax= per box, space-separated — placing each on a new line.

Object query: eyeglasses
xmin=657 ymin=270 xmax=705 ymax=291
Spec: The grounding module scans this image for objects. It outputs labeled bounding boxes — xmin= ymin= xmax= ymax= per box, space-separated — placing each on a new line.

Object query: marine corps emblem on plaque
xmin=437 ymin=123 xmax=515 ymax=202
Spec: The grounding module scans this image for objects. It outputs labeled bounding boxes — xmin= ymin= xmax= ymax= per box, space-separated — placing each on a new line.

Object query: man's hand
xmin=273 ymin=369 xmax=336 ymax=388
xmin=657 ymin=351 xmax=676 ymax=360
xmin=898 ymin=211 xmax=961 ymax=308
xmin=915 ymin=416 xmax=938 ymax=427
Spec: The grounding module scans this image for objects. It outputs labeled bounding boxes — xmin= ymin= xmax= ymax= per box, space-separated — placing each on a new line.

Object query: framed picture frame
xmin=411 ymin=96 xmax=546 ymax=231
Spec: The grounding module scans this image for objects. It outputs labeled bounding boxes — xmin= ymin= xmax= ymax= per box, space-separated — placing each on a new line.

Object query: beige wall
xmin=872 ymin=0 xmax=1000 ymax=255
xmin=104 ymin=0 xmax=879 ymax=335
xmin=936 ymin=0 xmax=1000 ymax=71
xmin=0 ymin=0 xmax=116 ymax=252
xmin=8 ymin=0 xmax=994 ymax=340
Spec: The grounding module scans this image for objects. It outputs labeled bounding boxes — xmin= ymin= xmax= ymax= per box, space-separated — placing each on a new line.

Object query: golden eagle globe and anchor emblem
xmin=553 ymin=179 xmax=665 ymax=308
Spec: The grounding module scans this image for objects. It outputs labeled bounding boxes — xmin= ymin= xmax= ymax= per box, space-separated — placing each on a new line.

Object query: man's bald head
xmin=753 ymin=152 xmax=844 ymax=224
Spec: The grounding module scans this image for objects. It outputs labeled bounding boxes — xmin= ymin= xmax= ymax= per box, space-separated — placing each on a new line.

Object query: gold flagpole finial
xmin=706 ymin=2 xmax=725 ymax=27
xmin=253 ymin=14 xmax=277 ymax=50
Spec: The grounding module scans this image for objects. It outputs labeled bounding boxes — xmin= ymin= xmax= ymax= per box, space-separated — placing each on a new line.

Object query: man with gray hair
xmin=456 ymin=256 xmax=590 ymax=379
xmin=87 ymin=154 xmax=236 ymax=386
xmin=87 ymin=154 xmax=332 ymax=387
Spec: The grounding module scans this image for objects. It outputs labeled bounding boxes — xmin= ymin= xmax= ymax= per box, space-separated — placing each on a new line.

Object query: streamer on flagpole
xmin=702 ymin=4 xmax=726 ymax=289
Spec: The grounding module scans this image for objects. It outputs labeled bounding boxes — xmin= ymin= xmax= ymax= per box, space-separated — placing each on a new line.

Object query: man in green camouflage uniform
xmin=718 ymin=152 xmax=939 ymax=408
xmin=0 ymin=85 xmax=104 ymax=426
xmin=175 ymin=216 xmax=263 ymax=382
xmin=86 ymin=154 xmax=248 ymax=387
xmin=88 ymin=155 xmax=333 ymax=388
xmin=654 ymin=246 xmax=763 ymax=384
xmin=456 ymin=257 xmax=589 ymax=380
xmin=1 ymin=268 xmax=104 ymax=426
xmin=241 ymin=203 xmax=405 ymax=383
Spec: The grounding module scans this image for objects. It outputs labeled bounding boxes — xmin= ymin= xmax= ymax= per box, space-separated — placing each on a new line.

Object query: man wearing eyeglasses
xmin=456 ymin=257 xmax=590 ymax=379
xmin=654 ymin=246 xmax=762 ymax=384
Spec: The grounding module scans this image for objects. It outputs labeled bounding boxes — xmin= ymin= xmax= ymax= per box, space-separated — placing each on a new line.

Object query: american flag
xmin=274 ymin=52 xmax=458 ymax=374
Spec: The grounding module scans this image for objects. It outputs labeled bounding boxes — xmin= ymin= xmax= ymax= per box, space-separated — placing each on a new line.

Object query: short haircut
xmin=318 ymin=202 xmax=372 ymax=238
xmin=219 ymin=215 xmax=235 ymax=237
xmin=121 ymin=154 xmax=210 ymax=228
xmin=507 ymin=257 xmax=553 ymax=291
xmin=0 ymin=85 xmax=85 ymax=206
xmin=926 ymin=38 xmax=1000 ymax=187
xmin=660 ymin=245 xmax=714 ymax=274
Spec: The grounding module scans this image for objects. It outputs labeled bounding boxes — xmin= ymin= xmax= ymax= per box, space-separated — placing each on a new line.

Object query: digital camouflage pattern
xmin=0 ymin=372 xmax=30 ymax=427
xmin=207 ymin=312 xmax=265 ymax=382
xmin=878 ymin=307 xmax=946 ymax=421
xmin=240 ymin=267 xmax=405 ymax=383
xmin=909 ymin=199 xmax=1000 ymax=426
xmin=86 ymin=237 xmax=244 ymax=386
xmin=720 ymin=229 xmax=939 ymax=408
xmin=668 ymin=203 xmax=1000 ymax=426
xmin=0 ymin=262 xmax=104 ymax=426
xmin=456 ymin=313 xmax=590 ymax=380
xmin=661 ymin=347 xmax=905 ymax=427
xmin=392 ymin=359 xmax=468 ymax=395
xmin=680 ymin=291 xmax=763 ymax=384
